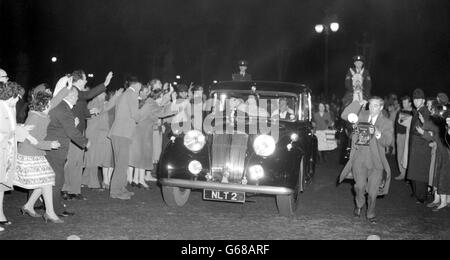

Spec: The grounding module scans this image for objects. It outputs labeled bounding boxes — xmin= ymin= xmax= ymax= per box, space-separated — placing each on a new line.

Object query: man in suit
xmin=45 ymin=88 xmax=90 ymax=217
xmin=339 ymin=97 xmax=393 ymax=224
xmin=109 ymin=77 xmax=142 ymax=200
xmin=271 ymin=97 xmax=294 ymax=120
xmin=232 ymin=60 xmax=252 ymax=81
xmin=63 ymin=70 xmax=113 ymax=201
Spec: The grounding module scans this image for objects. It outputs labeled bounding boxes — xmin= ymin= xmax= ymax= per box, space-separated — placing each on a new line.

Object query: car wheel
xmin=277 ymin=157 xmax=304 ymax=217
xmin=162 ymin=186 xmax=191 ymax=207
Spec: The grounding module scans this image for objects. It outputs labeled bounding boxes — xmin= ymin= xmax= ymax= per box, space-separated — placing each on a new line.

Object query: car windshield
xmin=206 ymin=90 xmax=298 ymax=121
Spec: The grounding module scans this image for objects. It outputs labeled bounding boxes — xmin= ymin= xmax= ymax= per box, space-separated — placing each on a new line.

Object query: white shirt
xmin=369 ymin=114 xmax=381 ymax=139
xmin=0 ymin=101 xmax=16 ymax=131
xmin=63 ymin=99 xmax=74 ymax=109
xmin=368 ymin=114 xmax=378 ymax=125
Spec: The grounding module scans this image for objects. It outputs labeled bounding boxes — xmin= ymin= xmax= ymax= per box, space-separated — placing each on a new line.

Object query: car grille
xmin=211 ymin=134 xmax=249 ymax=183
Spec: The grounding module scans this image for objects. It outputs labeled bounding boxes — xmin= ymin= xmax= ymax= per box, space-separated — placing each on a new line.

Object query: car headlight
xmin=248 ymin=165 xmax=264 ymax=180
xmin=184 ymin=130 xmax=206 ymax=152
xmin=188 ymin=160 xmax=202 ymax=175
xmin=253 ymin=135 xmax=276 ymax=157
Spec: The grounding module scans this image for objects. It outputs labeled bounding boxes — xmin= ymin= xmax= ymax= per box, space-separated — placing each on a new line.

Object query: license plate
xmin=203 ymin=189 xmax=245 ymax=203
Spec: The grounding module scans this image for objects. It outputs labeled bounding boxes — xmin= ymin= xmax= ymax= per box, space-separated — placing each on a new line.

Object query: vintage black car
xmin=158 ymin=81 xmax=317 ymax=216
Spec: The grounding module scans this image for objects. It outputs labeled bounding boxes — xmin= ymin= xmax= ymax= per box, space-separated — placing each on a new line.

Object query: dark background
xmin=0 ymin=0 xmax=449 ymax=98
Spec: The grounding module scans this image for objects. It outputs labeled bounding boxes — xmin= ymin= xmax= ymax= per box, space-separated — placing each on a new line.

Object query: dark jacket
xmin=421 ymin=116 xmax=450 ymax=194
xmin=45 ymin=101 xmax=88 ymax=155
xmin=73 ymin=83 xmax=106 ymax=132
xmin=232 ymin=73 xmax=252 ymax=81
xmin=407 ymin=106 xmax=432 ymax=183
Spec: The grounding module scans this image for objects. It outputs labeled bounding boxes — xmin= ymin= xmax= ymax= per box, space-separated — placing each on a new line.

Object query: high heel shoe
xmin=432 ymin=204 xmax=448 ymax=212
xmin=138 ymin=182 xmax=150 ymax=190
xmin=20 ymin=207 xmax=42 ymax=218
xmin=427 ymin=201 xmax=440 ymax=208
xmin=101 ymin=182 xmax=110 ymax=190
xmin=43 ymin=213 xmax=64 ymax=224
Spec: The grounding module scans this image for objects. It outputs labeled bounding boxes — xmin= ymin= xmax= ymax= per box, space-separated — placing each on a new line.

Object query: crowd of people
xmin=313 ymin=56 xmax=450 ymax=223
xmin=0 ymin=67 xmax=207 ymax=231
xmin=309 ymin=55 xmax=450 ymax=224
xmin=311 ymin=88 xmax=450 ymax=224
xmin=0 ymin=56 xmax=449 ymax=231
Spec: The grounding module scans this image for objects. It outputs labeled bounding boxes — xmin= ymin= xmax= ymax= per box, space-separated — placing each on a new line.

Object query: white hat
xmin=0 ymin=68 xmax=8 ymax=83
xmin=53 ymin=75 xmax=73 ymax=97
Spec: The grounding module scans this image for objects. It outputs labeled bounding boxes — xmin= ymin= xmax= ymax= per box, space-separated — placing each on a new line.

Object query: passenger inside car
xmin=272 ymin=97 xmax=295 ymax=120
xmin=236 ymin=95 xmax=268 ymax=117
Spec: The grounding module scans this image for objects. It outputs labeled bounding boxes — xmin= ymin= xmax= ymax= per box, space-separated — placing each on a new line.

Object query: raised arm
xmin=79 ymin=72 xmax=113 ymax=101
xmin=50 ymin=87 xmax=70 ymax=110
xmin=80 ymin=83 xmax=106 ymax=101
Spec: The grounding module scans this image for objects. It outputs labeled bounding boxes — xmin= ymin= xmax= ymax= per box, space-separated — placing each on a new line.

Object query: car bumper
xmin=159 ymin=178 xmax=294 ymax=195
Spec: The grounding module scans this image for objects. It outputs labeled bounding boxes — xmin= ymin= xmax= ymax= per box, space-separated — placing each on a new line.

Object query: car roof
xmin=210 ymin=81 xmax=310 ymax=94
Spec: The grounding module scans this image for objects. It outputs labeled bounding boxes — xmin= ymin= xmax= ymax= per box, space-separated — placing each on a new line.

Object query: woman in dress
xmin=418 ymin=104 xmax=450 ymax=211
xmin=0 ymin=82 xmax=35 ymax=231
xmin=129 ymin=84 xmax=162 ymax=188
xmin=83 ymin=89 xmax=122 ymax=189
xmin=149 ymin=82 xmax=172 ymax=181
xmin=14 ymin=92 xmax=64 ymax=223
xmin=312 ymin=102 xmax=335 ymax=162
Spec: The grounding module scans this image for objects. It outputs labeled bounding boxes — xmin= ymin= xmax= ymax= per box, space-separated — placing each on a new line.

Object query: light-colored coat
xmin=339 ymin=101 xmax=394 ymax=195
xmin=0 ymin=101 xmax=29 ymax=189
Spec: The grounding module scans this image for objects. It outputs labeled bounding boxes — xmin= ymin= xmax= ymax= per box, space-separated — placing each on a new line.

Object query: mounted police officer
xmin=343 ymin=55 xmax=372 ymax=106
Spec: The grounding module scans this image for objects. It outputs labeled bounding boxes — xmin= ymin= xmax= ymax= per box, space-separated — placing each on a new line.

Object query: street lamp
xmin=51 ymin=57 xmax=58 ymax=63
xmin=315 ymin=21 xmax=339 ymax=96
xmin=330 ymin=22 xmax=339 ymax=32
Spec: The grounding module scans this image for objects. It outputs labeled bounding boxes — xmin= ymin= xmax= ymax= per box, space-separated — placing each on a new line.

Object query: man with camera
xmin=339 ymin=97 xmax=393 ymax=224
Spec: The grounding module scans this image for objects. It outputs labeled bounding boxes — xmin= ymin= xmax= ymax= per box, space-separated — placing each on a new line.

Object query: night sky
xmin=0 ymin=0 xmax=449 ymax=98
